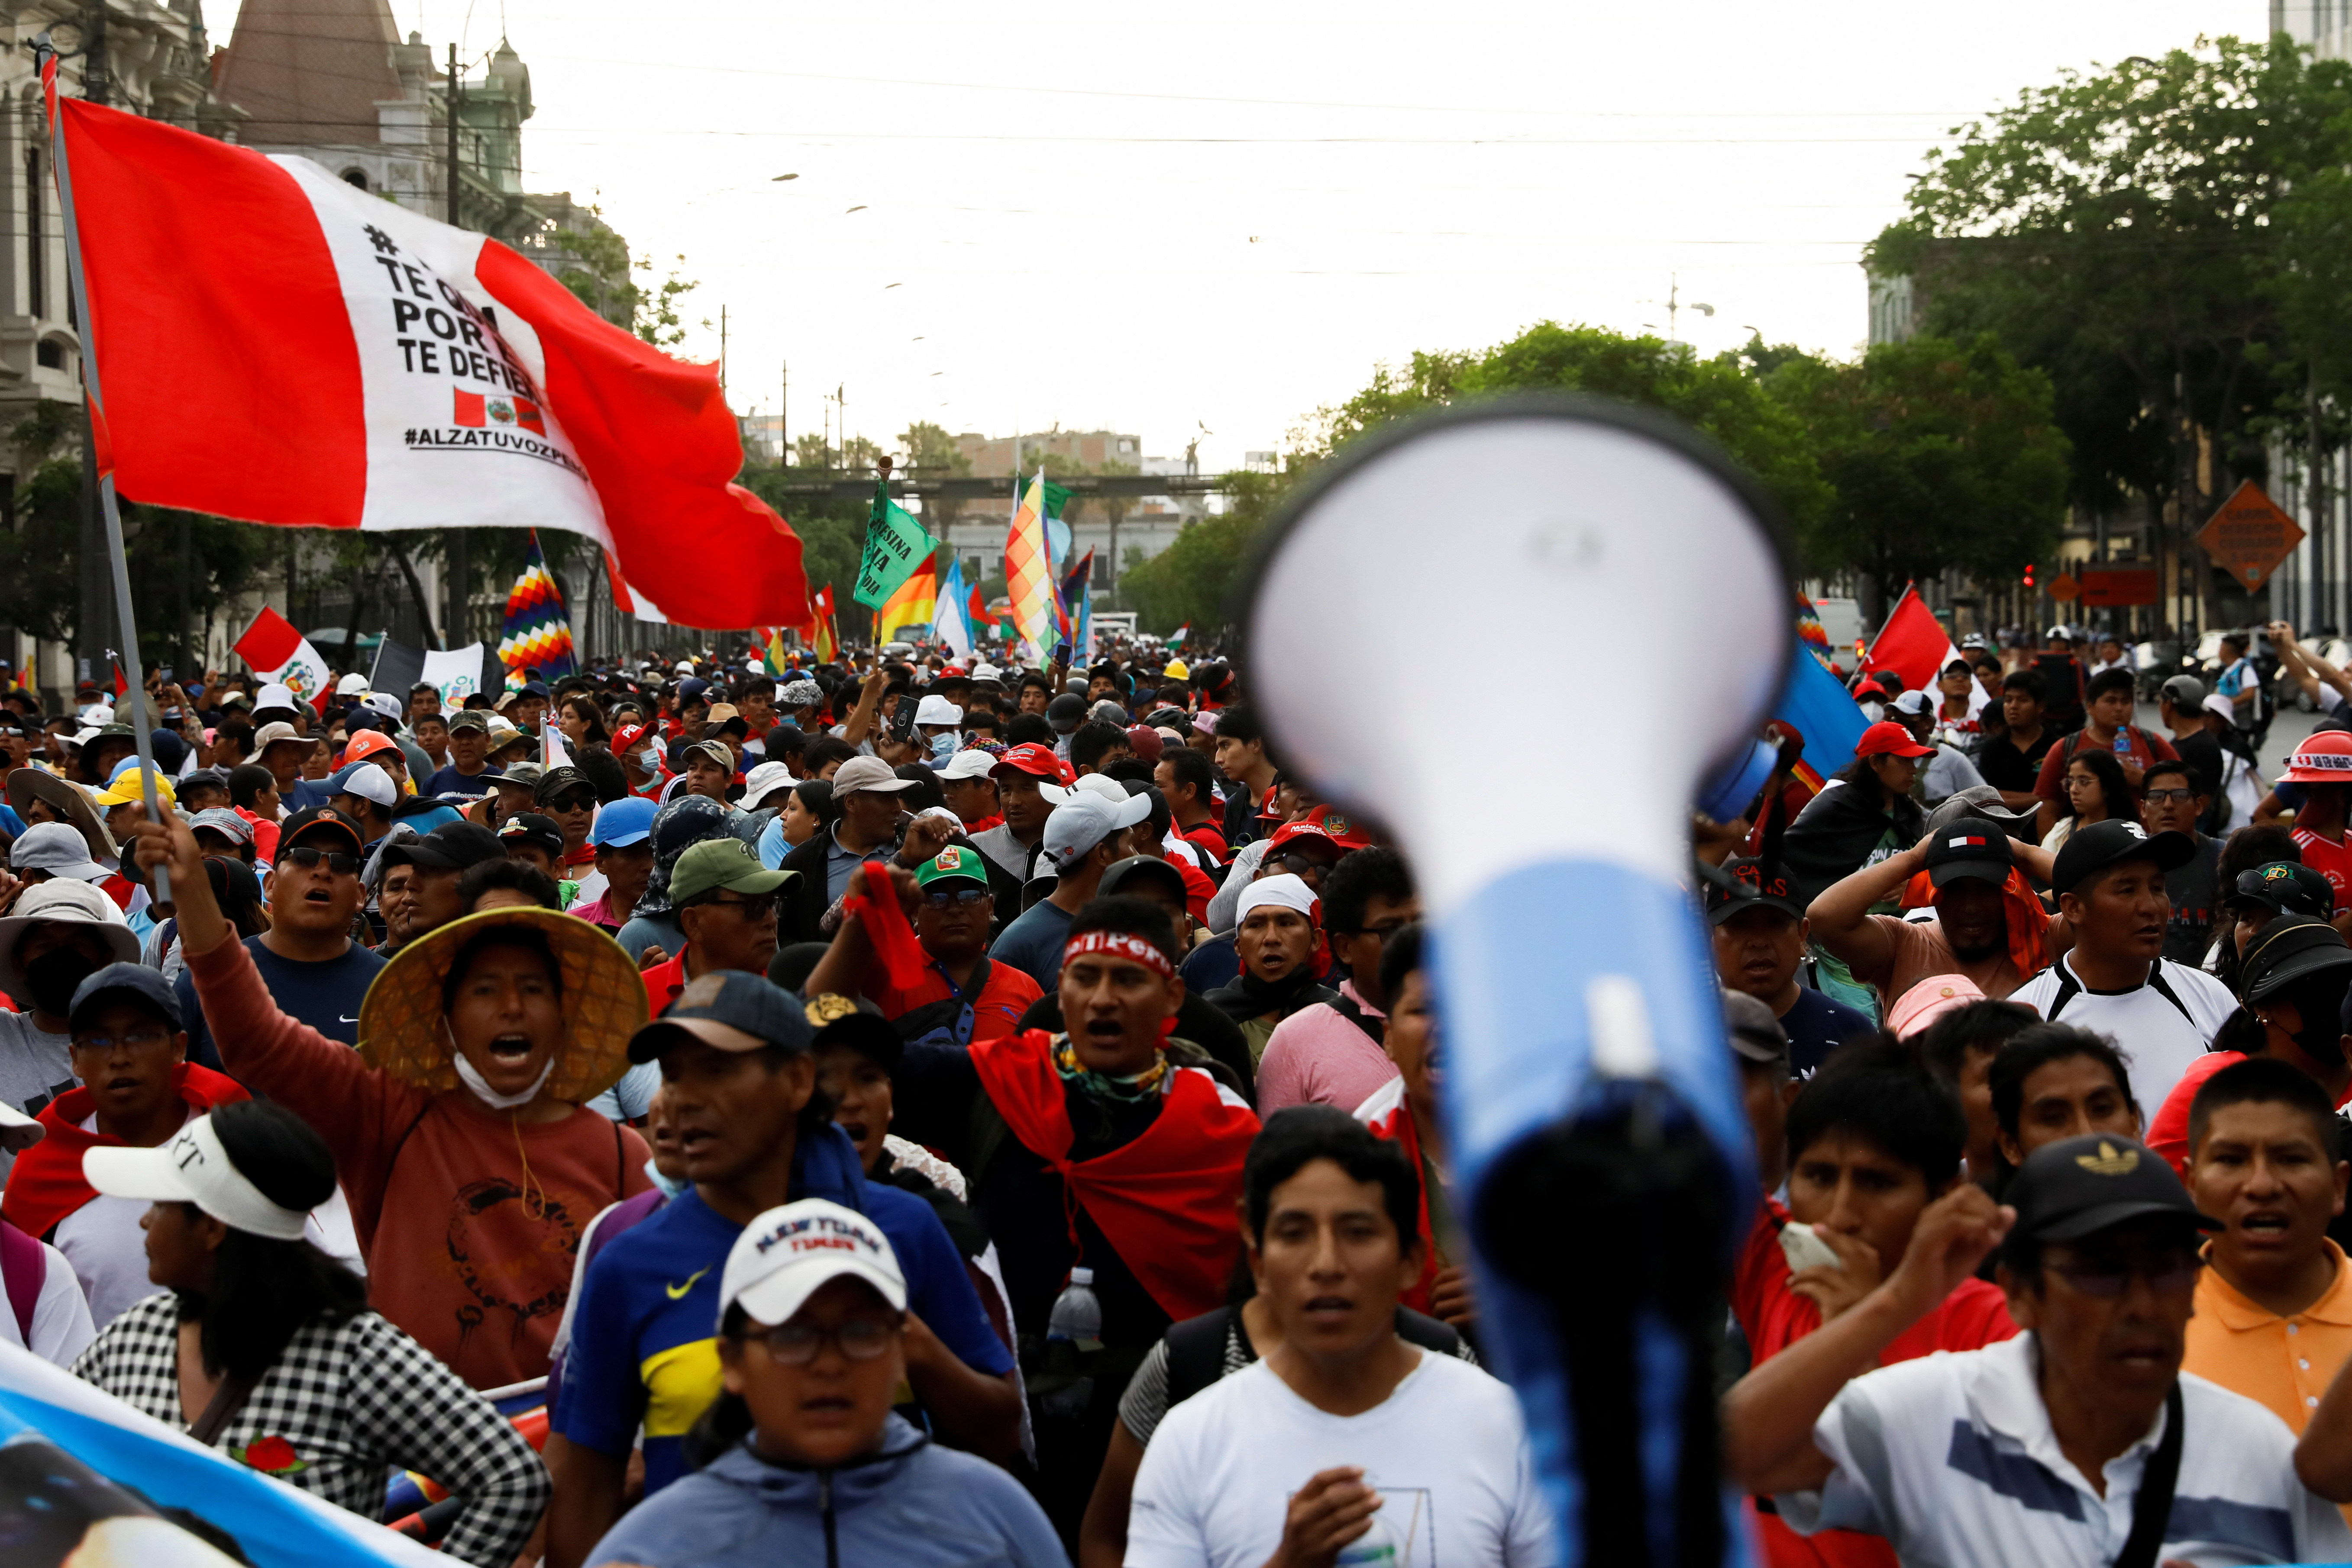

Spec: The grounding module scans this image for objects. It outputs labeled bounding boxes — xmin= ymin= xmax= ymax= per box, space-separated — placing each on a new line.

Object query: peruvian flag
xmin=1865 ymin=585 xmax=1987 ymax=715
xmin=48 ymin=75 xmax=806 ymax=630
xmin=232 ymin=607 xmax=332 ymax=714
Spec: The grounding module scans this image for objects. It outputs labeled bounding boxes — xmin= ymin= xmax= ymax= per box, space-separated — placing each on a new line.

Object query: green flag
xmin=853 ymin=474 xmax=939 ymax=611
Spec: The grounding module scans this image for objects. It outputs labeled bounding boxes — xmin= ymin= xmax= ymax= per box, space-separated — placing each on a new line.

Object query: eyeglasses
xmin=753 ymin=1316 xmax=899 ymax=1366
xmin=2143 ymin=789 xmax=2200 ymax=805
xmin=923 ymin=885 xmax=990 ymax=908
xmin=2047 ymin=1252 xmax=2204 ymax=1299
xmin=545 ymin=791 xmax=598 ymax=812
xmin=281 ymin=845 xmax=358 ymax=876
xmin=707 ymin=892 xmax=778 ymax=920
xmin=72 ymin=1025 xmax=175 ymax=1052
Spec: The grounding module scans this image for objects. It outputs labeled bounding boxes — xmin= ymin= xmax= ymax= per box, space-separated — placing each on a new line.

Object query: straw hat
xmin=4 ymin=766 xmax=117 ymax=865
xmin=357 ymin=906 xmax=648 ymax=1103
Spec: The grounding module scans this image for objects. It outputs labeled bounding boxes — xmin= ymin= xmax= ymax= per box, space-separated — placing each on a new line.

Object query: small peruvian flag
xmin=452 ymin=389 xmax=546 ymax=434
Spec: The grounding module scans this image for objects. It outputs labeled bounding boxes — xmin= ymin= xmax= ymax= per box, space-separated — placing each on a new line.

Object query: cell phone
xmin=891 ymin=696 xmax=918 ymax=743
xmin=1778 ymin=1221 xmax=1843 ymax=1274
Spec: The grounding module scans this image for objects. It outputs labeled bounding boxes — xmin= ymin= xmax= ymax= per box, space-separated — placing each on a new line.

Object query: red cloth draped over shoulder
xmin=969 ymin=1028 xmax=1258 ymax=1322
xmin=2 ymin=1064 xmax=249 ymax=1238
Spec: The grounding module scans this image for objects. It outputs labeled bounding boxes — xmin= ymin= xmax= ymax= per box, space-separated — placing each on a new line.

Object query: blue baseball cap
xmin=591 ymin=796 xmax=658 ymax=848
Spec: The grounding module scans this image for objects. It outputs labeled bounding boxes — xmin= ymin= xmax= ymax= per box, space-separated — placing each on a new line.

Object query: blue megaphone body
xmin=1241 ymin=396 xmax=1793 ymax=1568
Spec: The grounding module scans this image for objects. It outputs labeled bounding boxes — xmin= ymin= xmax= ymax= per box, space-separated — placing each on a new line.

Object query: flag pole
xmin=37 ymin=38 xmax=169 ymax=903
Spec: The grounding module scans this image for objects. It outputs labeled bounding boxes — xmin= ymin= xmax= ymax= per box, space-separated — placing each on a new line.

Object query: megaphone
xmin=1241 ymin=395 xmax=1791 ymax=1568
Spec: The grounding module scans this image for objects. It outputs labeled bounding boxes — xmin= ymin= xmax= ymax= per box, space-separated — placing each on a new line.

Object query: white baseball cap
xmin=720 ymin=1197 xmax=906 ymax=1329
xmin=0 ymin=1099 xmax=40 ymax=1154
xmin=10 ymin=821 xmax=108 ymax=882
xmin=84 ymin=1112 xmax=309 ymax=1241
xmin=740 ymin=760 xmax=799 ymax=811
xmin=1042 ymin=774 xmax=1131 ymax=808
xmin=336 ymin=672 xmax=370 ymax=696
xmin=1040 ymin=790 xmax=1152 ymax=873
xmin=939 ymin=748 xmax=999 ymax=782
xmin=913 ymin=695 xmax=963 ymax=727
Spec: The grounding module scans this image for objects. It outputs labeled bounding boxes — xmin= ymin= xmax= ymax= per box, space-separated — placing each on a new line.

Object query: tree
xmin=631 ymin=254 xmax=705 ymax=351
xmin=898 ymin=420 xmax=972 ymax=531
xmin=1299 ymin=320 xmax=1832 ymax=535
xmin=735 ymin=466 xmax=872 ymax=643
xmin=1118 ymin=471 xmax=1291 ymax=636
xmin=544 ymin=212 xmax=638 ymax=332
xmin=1871 ymin=36 xmax=2352 ymax=535
xmin=1763 ymin=336 xmax=2071 ymax=607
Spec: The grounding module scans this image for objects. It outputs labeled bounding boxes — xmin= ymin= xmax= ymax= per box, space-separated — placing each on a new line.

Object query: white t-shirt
xmin=2008 ymin=954 xmax=2235 ymax=1117
xmin=0 ymin=1232 xmax=95 ymax=1368
xmin=0 ymin=1011 xmax=77 ymax=1182
xmin=1782 ymin=1333 xmax=2352 ymax=1566
xmin=1128 ymin=1351 xmax=1557 ymax=1568
xmin=55 ymin=1190 xmax=164 ymax=1331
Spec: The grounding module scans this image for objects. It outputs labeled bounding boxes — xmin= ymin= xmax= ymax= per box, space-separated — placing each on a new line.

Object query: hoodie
xmin=584 ymin=1416 xmax=1066 ymax=1568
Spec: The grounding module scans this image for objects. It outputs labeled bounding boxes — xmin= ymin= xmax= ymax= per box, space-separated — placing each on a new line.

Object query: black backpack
xmin=1162 ymin=1303 xmax=1464 ymax=1408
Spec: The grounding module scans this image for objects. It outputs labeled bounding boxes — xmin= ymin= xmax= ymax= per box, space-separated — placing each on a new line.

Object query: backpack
xmin=0 ymin=1218 xmax=45 ymax=1345
xmin=1162 ymin=1303 xmax=1464 ymax=1408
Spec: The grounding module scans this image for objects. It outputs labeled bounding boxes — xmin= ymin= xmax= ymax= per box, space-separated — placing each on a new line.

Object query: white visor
xmin=0 ymin=1098 xmax=41 ymax=1154
xmin=83 ymin=1114 xmax=310 ymax=1241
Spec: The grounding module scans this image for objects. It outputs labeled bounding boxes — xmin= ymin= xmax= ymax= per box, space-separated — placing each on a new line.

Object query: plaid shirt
xmin=74 ymin=1293 xmax=548 ymax=1568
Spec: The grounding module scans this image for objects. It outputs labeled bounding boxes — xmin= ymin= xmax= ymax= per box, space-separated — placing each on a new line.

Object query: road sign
xmin=2197 ymin=481 xmax=2305 ymax=590
xmin=2048 ymin=573 xmax=2080 ymax=602
xmin=2077 ymin=568 xmax=2159 ymax=608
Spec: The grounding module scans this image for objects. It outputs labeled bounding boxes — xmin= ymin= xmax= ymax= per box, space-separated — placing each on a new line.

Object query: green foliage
xmin=790 ymin=432 xmax=833 ymax=469
xmin=633 ymin=255 xmax=705 ymax=350
xmin=1871 ymin=35 xmax=2352 ymax=513
xmin=1762 ymin=336 xmax=2071 ymax=605
xmin=546 ymin=212 xmax=639 ymax=332
xmin=898 ymin=422 xmax=971 ymax=474
xmin=1119 ymin=471 xmax=1293 ymax=637
xmin=735 ymin=465 xmax=872 ymax=641
xmin=1299 ymin=320 xmax=1832 ymax=536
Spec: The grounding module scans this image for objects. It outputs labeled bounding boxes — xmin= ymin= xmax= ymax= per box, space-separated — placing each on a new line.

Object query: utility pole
xmin=443 ymin=42 xmax=468 ymax=650
xmin=780 ymin=360 xmax=788 ymax=465
xmin=718 ymin=305 xmax=728 ymax=396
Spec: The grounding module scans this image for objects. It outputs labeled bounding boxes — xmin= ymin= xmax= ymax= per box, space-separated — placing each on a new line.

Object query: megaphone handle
xmin=1436 ymin=860 xmax=1754 ymax=1568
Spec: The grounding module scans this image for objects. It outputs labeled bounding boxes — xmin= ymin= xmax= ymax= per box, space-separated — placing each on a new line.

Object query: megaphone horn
xmin=1240 ymin=394 xmax=1793 ymax=1568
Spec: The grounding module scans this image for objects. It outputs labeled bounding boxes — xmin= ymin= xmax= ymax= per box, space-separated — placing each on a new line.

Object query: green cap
xmin=447 ymin=711 xmax=490 ymax=734
xmin=914 ymin=845 xmax=989 ymax=889
xmin=671 ymin=837 xmax=793 ymax=905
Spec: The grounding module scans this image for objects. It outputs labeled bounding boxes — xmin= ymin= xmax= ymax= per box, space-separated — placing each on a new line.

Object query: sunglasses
xmin=2142 ymin=788 xmax=2200 ymax=805
xmin=753 ymin=1316 xmax=899 ymax=1366
xmin=281 ymin=844 xmax=358 ymax=876
xmin=922 ymin=885 xmax=990 ymax=908
xmin=1272 ymin=854 xmax=1331 ymax=879
xmin=708 ymin=892 xmax=778 ymax=920
xmin=544 ymin=790 xmax=598 ymax=812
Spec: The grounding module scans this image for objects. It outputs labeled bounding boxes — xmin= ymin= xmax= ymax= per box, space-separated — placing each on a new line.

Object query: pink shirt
xmin=1255 ymin=980 xmax=1396 ymax=1115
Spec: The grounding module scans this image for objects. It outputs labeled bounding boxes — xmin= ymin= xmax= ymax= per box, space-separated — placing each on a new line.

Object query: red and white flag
xmin=49 ymin=78 xmax=810 ymax=630
xmin=231 ymin=608 xmax=331 ymax=713
xmin=1865 ymin=585 xmax=1988 ymax=715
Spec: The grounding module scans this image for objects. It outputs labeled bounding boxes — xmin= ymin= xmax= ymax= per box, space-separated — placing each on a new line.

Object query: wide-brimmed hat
xmin=4 ymin=767 xmax=116 ymax=865
xmin=0 ymin=880 xmax=140 ymax=1006
xmin=356 ymin=906 xmax=648 ymax=1103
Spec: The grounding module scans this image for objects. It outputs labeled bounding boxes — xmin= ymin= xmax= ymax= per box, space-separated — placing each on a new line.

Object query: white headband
xmin=1236 ymin=872 xmax=1319 ymax=925
xmin=83 ymin=1114 xmax=310 ymax=1241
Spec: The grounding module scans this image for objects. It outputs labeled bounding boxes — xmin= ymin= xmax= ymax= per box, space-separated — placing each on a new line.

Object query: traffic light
xmin=2022 ymin=563 xmax=2035 ymax=588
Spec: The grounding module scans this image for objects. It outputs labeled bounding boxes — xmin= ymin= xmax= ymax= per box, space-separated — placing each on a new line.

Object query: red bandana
xmin=1 ymin=1064 xmax=250 ymax=1238
xmin=1062 ymin=930 xmax=1174 ymax=980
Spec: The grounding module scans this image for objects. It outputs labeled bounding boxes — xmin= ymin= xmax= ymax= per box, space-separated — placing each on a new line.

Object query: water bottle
xmin=1336 ymin=1507 xmax=1404 ymax=1568
xmin=2113 ymin=729 xmax=2131 ymax=755
xmin=1046 ymin=1267 xmax=1103 ymax=1348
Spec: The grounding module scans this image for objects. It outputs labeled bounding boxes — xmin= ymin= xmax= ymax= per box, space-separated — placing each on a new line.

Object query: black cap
xmin=2239 ymin=915 xmax=2352 ymax=1004
xmin=534 ymin=765 xmax=591 ymax=805
xmin=276 ymin=804 xmax=365 ymax=860
xmin=2005 ymin=1134 xmax=2219 ymax=1248
xmin=1046 ymin=692 xmax=1088 ymax=732
xmin=383 ymin=820 xmax=505 ymax=872
xmin=1100 ymin=854 xmax=1189 ymax=907
xmin=497 ymin=812 xmax=565 ymax=858
xmin=628 ymin=969 xmax=814 ymax=1063
xmin=802 ymin=991 xmax=902 ymax=1073
xmin=1706 ymin=856 xmax=1802 ymax=925
xmin=2225 ymin=861 xmax=2336 ymax=922
xmin=1722 ymin=990 xmax=1788 ymax=1066
xmin=68 ymin=960 xmax=183 ymax=1033
xmin=1924 ymin=822 xmax=2015 ymax=889
xmin=2050 ymin=820 xmax=2194 ymax=897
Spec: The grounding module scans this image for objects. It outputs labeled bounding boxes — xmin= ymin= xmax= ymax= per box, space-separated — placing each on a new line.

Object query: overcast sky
xmin=392 ymin=0 xmax=2261 ymax=471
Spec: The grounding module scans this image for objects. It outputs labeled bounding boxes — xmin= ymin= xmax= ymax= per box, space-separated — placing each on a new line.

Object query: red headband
xmin=1062 ymin=929 xmax=1175 ymax=980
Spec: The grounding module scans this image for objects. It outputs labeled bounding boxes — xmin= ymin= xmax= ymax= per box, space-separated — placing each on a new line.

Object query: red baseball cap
xmin=1257 ymin=782 xmax=1283 ymax=819
xmin=1299 ymin=805 xmax=1373 ymax=850
xmin=1854 ymin=720 xmax=1934 ymax=760
xmin=613 ymin=722 xmax=652 ymax=753
xmin=992 ymin=742 xmax=1074 ymax=786
xmin=1266 ymin=819 xmax=1344 ymax=861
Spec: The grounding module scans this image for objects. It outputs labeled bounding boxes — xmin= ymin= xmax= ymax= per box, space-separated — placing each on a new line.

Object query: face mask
xmin=640 ymin=745 xmax=662 ymax=773
xmin=1859 ymin=701 xmax=1884 ymax=724
xmin=24 ymin=947 xmax=99 ymax=1019
xmin=451 ymin=1050 xmax=555 ymax=1111
xmin=929 ymin=731 xmax=959 ymax=765
xmin=645 ymin=1157 xmax=687 ymax=1201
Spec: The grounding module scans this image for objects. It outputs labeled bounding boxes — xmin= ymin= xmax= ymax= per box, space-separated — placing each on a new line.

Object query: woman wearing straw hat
xmin=73 ymin=1100 xmax=549 ymax=1567
xmin=126 ymin=814 xmax=654 ymax=1392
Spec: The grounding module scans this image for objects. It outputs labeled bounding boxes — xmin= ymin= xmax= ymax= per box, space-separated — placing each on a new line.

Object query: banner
xmin=853 ymin=473 xmax=939 ymax=611
xmin=0 ymin=1338 xmax=438 ymax=1567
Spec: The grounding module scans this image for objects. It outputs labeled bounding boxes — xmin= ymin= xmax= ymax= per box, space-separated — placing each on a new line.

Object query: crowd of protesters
xmin=14 ymin=614 xmax=2352 ymax=1565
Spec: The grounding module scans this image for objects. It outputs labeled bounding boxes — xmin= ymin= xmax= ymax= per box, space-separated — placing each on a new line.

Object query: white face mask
xmin=452 ymin=1050 xmax=555 ymax=1111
